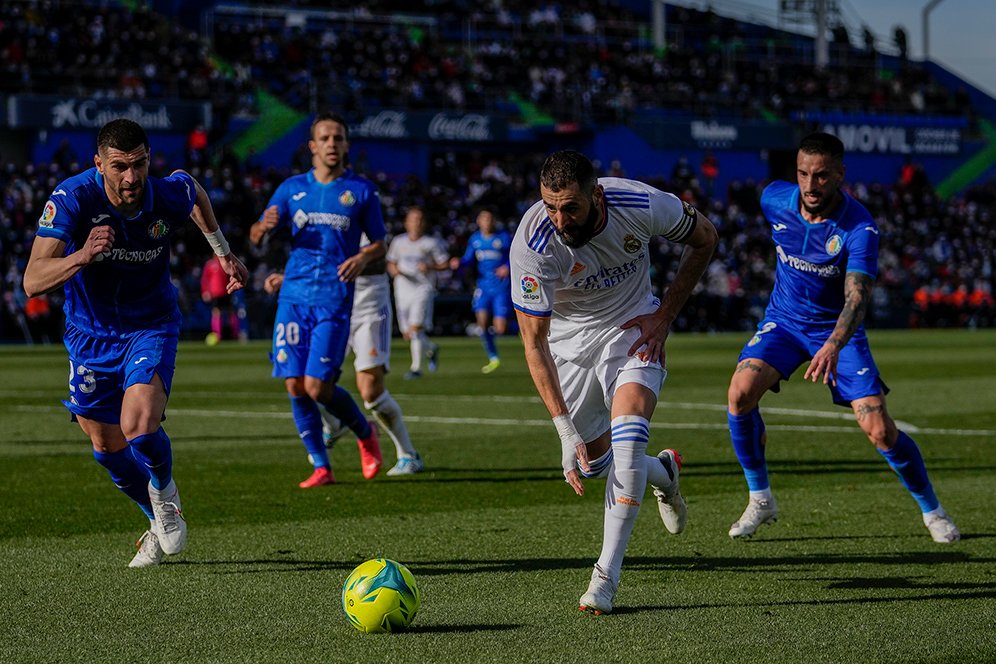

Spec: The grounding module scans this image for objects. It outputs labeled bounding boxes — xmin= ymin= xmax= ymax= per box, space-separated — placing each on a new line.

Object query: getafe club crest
xmin=825 ymin=234 xmax=843 ymax=256
xmin=339 ymin=190 xmax=356 ymax=207
xmin=148 ymin=219 xmax=168 ymax=239
xmin=623 ymin=233 xmax=641 ymax=254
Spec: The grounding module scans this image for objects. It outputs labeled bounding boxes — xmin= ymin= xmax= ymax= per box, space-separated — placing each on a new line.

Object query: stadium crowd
xmin=3 ymin=144 xmax=993 ymax=344
xmin=0 ymin=0 xmax=978 ymax=128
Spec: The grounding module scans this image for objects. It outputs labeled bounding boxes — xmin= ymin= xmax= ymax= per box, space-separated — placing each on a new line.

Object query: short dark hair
xmin=799 ymin=131 xmax=844 ymax=163
xmin=96 ymin=119 xmax=149 ymax=154
xmin=540 ymin=150 xmax=597 ymax=195
xmin=311 ymin=111 xmax=349 ymax=140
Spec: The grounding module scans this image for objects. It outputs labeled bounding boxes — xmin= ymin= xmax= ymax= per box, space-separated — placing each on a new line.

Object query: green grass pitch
xmin=2 ymin=329 xmax=994 ymax=662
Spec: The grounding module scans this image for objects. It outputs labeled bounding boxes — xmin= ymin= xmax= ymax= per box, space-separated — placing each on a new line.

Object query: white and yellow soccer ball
xmin=342 ymin=558 xmax=420 ymax=633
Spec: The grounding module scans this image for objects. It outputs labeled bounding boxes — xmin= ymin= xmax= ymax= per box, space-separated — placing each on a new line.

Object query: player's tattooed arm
xmin=827 ymin=271 xmax=873 ymax=349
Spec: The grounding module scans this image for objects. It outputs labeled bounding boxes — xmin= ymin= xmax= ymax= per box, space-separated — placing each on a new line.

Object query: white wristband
xmin=553 ymin=414 xmax=584 ymax=474
xmin=204 ymin=229 xmax=231 ymax=257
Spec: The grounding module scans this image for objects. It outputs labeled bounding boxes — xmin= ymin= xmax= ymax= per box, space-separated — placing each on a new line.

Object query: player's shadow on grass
xmin=169 ymin=550 xmax=996 ymax=576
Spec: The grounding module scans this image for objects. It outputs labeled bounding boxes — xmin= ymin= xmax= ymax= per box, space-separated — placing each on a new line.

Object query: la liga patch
xmin=39 ymin=200 xmax=57 ymax=228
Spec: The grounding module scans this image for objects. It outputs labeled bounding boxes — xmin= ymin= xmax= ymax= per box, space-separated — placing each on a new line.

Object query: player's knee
xmin=727 ymin=383 xmax=757 ymax=415
xmin=861 ymin=420 xmax=895 ymax=450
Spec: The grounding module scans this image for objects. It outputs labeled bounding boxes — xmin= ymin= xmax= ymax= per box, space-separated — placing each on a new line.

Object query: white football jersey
xmin=387 ymin=233 xmax=448 ymax=291
xmin=510 ymin=177 xmax=696 ymax=364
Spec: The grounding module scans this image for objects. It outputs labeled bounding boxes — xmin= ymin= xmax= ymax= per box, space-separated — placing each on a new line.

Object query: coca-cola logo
xmin=428 ymin=113 xmax=492 ymax=141
xmin=353 ymin=111 xmax=409 ymax=138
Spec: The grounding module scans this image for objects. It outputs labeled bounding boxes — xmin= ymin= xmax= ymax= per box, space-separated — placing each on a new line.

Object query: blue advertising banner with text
xmin=7 ymin=95 xmax=212 ymax=131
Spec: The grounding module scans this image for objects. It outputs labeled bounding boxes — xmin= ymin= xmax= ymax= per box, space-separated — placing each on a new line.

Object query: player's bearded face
xmin=797 ymin=152 xmax=844 ymax=217
xmin=542 ymin=183 xmax=602 ymax=248
xmin=96 ymin=145 xmax=149 ymax=211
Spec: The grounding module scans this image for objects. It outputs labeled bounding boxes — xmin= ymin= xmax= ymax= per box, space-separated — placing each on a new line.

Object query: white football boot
xmin=129 ymin=529 xmax=164 ymax=568
xmin=579 ymin=565 xmax=618 ymax=615
xmin=651 ymin=448 xmax=687 ymax=534
xmin=729 ymin=495 xmax=778 ymax=539
xmin=924 ymin=511 xmax=961 ymax=543
xmin=149 ymin=480 xmax=187 ymax=555
xmin=387 ymin=453 xmax=425 ymax=477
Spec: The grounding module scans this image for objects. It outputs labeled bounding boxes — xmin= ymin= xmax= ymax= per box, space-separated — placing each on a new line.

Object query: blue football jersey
xmin=35 ymin=167 xmax=196 ymax=336
xmin=458 ymin=230 xmax=511 ymax=289
xmin=761 ymin=180 xmax=879 ymax=326
xmin=263 ymin=168 xmax=386 ymax=307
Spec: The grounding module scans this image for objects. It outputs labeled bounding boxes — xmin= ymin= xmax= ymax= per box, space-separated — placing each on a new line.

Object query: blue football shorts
xmin=738 ymin=317 xmax=888 ymax=406
xmin=472 ymin=281 xmax=513 ymax=320
xmin=62 ymin=322 xmax=179 ymax=424
xmin=271 ymin=302 xmax=351 ymax=382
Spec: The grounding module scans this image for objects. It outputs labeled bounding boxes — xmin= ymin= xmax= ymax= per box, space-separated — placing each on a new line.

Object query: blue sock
xmin=129 ymin=428 xmax=173 ymax=491
xmin=290 ymin=396 xmax=329 ymax=469
xmin=878 ymin=431 xmax=939 ymax=512
xmin=93 ymin=447 xmax=155 ymax=520
xmin=481 ymin=328 xmax=498 ymax=361
xmin=319 ymin=386 xmax=371 ymax=439
xmin=728 ymin=409 xmax=769 ymax=491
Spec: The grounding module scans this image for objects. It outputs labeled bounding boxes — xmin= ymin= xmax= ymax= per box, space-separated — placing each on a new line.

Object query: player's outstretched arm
xmin=804 ymin=271 xmax=873 ymax=385
xmin=183 ymin=173 xmax=249 ymax=293
xmin=622 ymin=211 xmax=719 ymax=363
xmin=23 ymin=228 xmax=114 ymax=297
xmin=516 ymin=309 xmax=589 ymax=496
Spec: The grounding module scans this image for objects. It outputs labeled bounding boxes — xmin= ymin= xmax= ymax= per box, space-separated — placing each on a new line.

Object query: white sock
xmin=318 ymin=405 xmax=340 ymax=434
xmin=366 ymin=391 xmax=416 ymax=458
xmin=410 ymin=334 xmax=425 ymax=372
xmin=595 ymin=415 xmax=650 ymax=582
xmin=749 ymin=488 xmax=773 ymax=502
xmin=645 ymin=453 xmax=671 ymax=488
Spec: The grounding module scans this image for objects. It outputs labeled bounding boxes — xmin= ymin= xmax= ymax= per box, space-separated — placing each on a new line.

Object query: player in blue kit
xmin=726 ymin=132 xmax=960 ymax=543
xmin=450 ymin=208 xmax=513 ymax=373
xmin=23 ymin=118 xmax=250 ymax=567
xmin=250 ymin=112 xmax=385 ymax=488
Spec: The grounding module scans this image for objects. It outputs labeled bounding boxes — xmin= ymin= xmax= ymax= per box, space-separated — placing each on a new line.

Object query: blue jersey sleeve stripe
xmin=846 ymin=267 xmax=876 ymax=277
xmin=527 ymin=220 xmax=556 ymax=253
xmin=513 ymin=303 xmax=552 ymax=318
xmin=604 ymin=190 xmax=650 ymax=200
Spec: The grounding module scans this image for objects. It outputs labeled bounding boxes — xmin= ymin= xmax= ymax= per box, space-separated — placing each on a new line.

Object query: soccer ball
xmin=342 ymin=558 xmax=420 ymax=633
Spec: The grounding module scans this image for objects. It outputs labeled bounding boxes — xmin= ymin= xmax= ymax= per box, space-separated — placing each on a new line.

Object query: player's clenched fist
xmin=84 ymin=225 xmax=115 ymax=263
xmin=260 ymin=205 xmax=280 ymax=231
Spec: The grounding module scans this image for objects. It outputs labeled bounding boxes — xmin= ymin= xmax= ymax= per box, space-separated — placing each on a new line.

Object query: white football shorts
xmin=555 ymin=325 xmax=667 ymax=443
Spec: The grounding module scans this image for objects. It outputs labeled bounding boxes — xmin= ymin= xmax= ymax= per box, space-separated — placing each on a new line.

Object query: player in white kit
xmin=510 ymin=151 xmax=718 ymax=614
xmin=386 ymin=206 xmax=451 ymax=379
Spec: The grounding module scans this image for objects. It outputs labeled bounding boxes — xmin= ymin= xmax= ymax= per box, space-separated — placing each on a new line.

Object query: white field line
xmin=8 ymin=404 xmax=994 ymax=437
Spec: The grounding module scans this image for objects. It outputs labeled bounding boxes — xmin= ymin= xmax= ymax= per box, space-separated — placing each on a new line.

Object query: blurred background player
xmin=510 ymin=150 xmax=718 ymax=614
xmin=450 ymin=207 xmax=513 ymax=374
xmin=264 ymin=251 xmax=424 ymax=476
xmin=201 ymin=254 xmax=247 ymax=345
xmin=23 ymin=118 xmax=249 ymax=567
xmin=726 ymin=132 xmax=960 ymax=543
xmin=250 ymin=112 xmax=384 ymax=488
xmin=386 ymin=206 xmax=450 ymax=379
